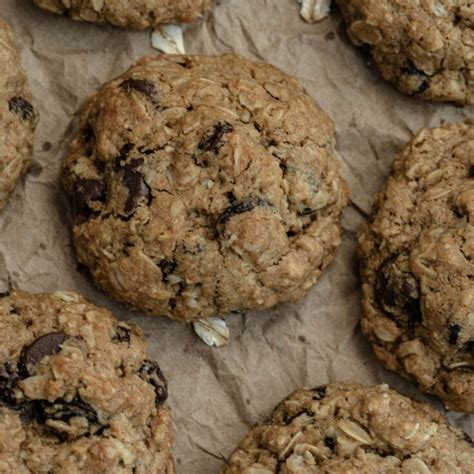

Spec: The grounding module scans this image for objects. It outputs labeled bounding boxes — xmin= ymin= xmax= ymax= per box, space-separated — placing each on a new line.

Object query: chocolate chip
xmin=324 ymin=436 xmax=336 ymax=450
xmin=464 ymin=431 xmax=474 ymax=447
xmin=72 ymin=178 xmax=107 ymax=217
xmin=112 ymin=324 xmax=132 ymax=344
xmin=298 ymin=207 xmax=316 ymax=216
xmin=448 ymin=324 xmax=462 ymax=345
xmin=120 ymin=158 xmax=152 ymax=214
xmin=20 ymin=332 xmax=68 ymax=376
xmin=198 ymin=122 xmax=234 ymax=154
xmin=120 ymin=79 xmax=158 ymax=103
xmin=158 ymin=260 xmax=177 ymax=283
xmin=375 ymin=256 xmax=422 ymax=326
xmin=311 ymin=386 xmax=327 ymax=400
xmin=8 ymin=97 xmax=34 ymax=120
xmin=139 ymin=360 xmax=168 ymax=407
xmin=402 ymin=60 xmax=430 ymax=95
xmin=219 ymin=195 xmax=267 ymax=224
xmin=0 ymin=362 xmax=19 ymax=406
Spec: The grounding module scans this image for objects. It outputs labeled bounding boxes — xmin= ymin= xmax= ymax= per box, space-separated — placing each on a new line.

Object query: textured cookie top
xmin=337 ymin=0 xmax=474 ymax=104
xmin=0 ymin=17 xmax=37 ymax=213
xmin=222 ymin=382 xmax=474 ymax=473
xmin=33 ymin=0 xmax=213 ymax=29
xmin=359 ymin=122 xmax=474 ymax=413
xmin=62 ymin=54 xmax=349 ymax=322
xmin=0 ymin=291 xmax=174 ymax=473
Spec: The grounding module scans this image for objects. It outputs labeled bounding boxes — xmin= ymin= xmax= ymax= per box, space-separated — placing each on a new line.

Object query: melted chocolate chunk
xmin=41 ymin=397 xmax=98 ymax=425
xmin=112 ymin=324 xmax=132 ymax=344
xmin=158 ymin=260 xmax=177 ymax=283
xmin=219 ymin=195 xmax=267 ymax=224
xmin=448 ymin=324 xmax=462 ymax=345
xmin=72 ymin=178 xmax=107 ymax=217
xmin=311 ymin=386 xmax=327 ymax=400
xmin=139 ymin=360 xmax=168 ymax=407
xmin=120 ymin=158 xmax=152 ymax=214
xmin=375 ymin=256 xmax=422 ymax=326
xmin=8 ymin=97 xmax=34 ymax=120
xmin=120 ymin=79 xmax=159 ymax=103
xmin=20 ymin=332 xmax=68 ymax=376
xmin=198 ymin=122 xmax=234 ymax=154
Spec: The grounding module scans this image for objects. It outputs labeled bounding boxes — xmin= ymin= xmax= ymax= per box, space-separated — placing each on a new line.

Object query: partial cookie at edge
xmin=359 ymin=121 xmax=474 ymax=412
xmin=222 ymin=382 xmax=474 ymax=473
xmin=0 ymin=17 xmax=37 ymax=213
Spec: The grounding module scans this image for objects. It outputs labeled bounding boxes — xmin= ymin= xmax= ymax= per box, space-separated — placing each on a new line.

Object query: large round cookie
xmin=359 ymin=122 xmax=473 ymax=413
xmin=0 ymin=17 xmax=37 ymax=214
xmin=62 ymin=54 xmax=350 ymax=322
xmin=336 ymin=0 xmax=474 ymax=105
xmin=222 ymin=382 xmax=474 ymax=473
xmin=0 ymin=291 xmax=174 ymax=473
xmin=33 ymin=0 xmax=213 ymax=30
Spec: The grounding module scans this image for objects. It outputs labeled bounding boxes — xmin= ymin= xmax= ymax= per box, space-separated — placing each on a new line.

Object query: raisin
xmin=311 ymin=386 xmax=327 ymax=400
xmin=8 ymin=97 xmax=34 ymax=120
xmin=375 ymin=256 xmax=422 ymax=326
xmin=139 ymin=360 xmax=168 ymax=407
xmin=158 ymin=260 xmax=177 ymax=283
xmin=448 ymin=324 xmax=462 ymax=345
xmin=324 ymin=436 xmax=336 ymax=450
xmin=71 ymin=178 xmax=107 ymax=217
xmin=120 ymin=79 xmax=159 ymax=103
xmin=219 ymin=195 xmax=267 ymax=224
xmin=198 ymin=122 xmax=233 ymax=154
xmin=112 ymin=324 xmax=132 ymax=344
xmin=19 ymin=333 xmax=68 ymax=376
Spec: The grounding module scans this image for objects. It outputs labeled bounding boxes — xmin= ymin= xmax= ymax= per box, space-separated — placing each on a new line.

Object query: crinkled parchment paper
xmin=1 ymin=1 xmax=472 ymax=472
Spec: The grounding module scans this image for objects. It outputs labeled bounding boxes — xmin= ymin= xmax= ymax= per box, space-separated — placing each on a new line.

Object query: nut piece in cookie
xmin=61 ymin=54 xmax=350 ymax=322
xmin=359 ymin=122 xmax=474 ymax=412
xmin=336 ymin=0 xmax=474 ymax=104
xmin=222 ymin=382 xmax=474 ymax=473
xmin=0 ymin=17 xmax=37 ymax=213
xmin=0 ymin=291 xmax=174 ymax=472
xmin=32 ymin=0 xmax=213 ymax=30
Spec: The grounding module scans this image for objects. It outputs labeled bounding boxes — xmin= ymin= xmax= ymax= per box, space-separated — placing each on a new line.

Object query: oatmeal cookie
xmin=222 ymin=382 xmax=474 ymax=473
xmin=359 ymin=122 xmax=474 ymax=412
xmin=336 ymin=0 xmax=474 ymax=104
xmin=0 ymin=291 xmax=174 ymax=473
xmin=0 ymin=17 xmax=37 ymax=213
xmin=61 ymin=54 xmax=350 ymax=322
xmin=32 ymin=0 xmax=213 ymax=30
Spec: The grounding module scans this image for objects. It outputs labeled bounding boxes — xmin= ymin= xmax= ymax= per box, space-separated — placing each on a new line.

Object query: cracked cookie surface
xmin=62 ymin=54 xmax=349 ymax=322
xmin=0 ymin=17 xmax=37 ymax=213
xmin=336 ymin=0 xmax=474 ymax=104
xmin=222 ymin=382 xmax=474 ymax=473
xmin=32 ymin=0 xmax=213 ymax=30
xmin=359 ymin=122 xmax=474 ymax=412
xmin=0 ymin=291 xmax=174 ymax=473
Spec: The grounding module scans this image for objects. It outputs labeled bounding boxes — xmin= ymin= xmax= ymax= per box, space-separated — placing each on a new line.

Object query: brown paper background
xmin=1 ymin=1 xmax=472 ymax=472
